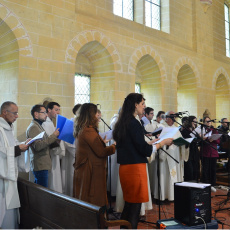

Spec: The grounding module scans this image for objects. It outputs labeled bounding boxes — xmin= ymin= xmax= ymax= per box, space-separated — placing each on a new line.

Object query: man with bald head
xmin=151 ymin=111 xmax=186 ymax=202
xmin=0 ymin=101 xmax=30 ymax=228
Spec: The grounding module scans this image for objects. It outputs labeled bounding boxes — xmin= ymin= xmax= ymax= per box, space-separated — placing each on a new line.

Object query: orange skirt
xmin=119 ymin=163 xmax=148 ymax=203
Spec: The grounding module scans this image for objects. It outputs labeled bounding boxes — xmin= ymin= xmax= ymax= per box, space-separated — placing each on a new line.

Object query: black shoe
xmin=155 ymin=199 xmax=164 ymax=205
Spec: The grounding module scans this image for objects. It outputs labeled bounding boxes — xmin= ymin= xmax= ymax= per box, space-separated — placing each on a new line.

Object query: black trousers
xmin=184 ymin=159 xmax=200 ymax=182
xmin=201 ymin=157 xmax=217 ymax=186
xmin=120 ymin=202 xmax=141 ymax=229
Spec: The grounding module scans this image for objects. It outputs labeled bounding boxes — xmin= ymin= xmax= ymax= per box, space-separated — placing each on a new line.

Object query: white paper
xmin=152 ymin=127 xmax=163 ymax=136
xmin=27 ymin=131 xmax=45 ymax=145
xmin=175 ymin=182 xmax=211 ymax=189
xmin=185 ymin=137 xmax=194 ymax=143
xmin=141 ymin=116 xmax=150 ymax=127
xmin=99 ymin=130 xmax=113 ymax=140
xmin=154 ymin=127 xmax=180 ymax=144
xmin=209 ymin=133 xmax=222 ymax=141
xmin=205 ymin=130 xmax=212 ymax=138
xmin=190 ymin=126 xmax=205 ymax=138
xmin=218 ymin=151 xmax=226 ymax=154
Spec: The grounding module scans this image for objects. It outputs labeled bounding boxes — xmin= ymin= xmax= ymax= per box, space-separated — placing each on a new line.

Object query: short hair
xmin=46 ymin=102 xmax=60 ymax=112
xmin=72 ymin=104 xmax=81 ymax=115
xmin=144 ymin=107 xmax=154 ymax=115
xmin=0 ymin=101 xmax=17 ymax=114
xmin=31 ymin=104 xmax=45 ymax=118
xmin=221 ymin=118 xmax=228 ymax=123
xmin=156 ymin=111 xmax=165 ymax=118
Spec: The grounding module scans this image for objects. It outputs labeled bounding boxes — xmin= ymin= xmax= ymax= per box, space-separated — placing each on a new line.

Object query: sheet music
xmin=190 ymin=126 xmax=212 ymax=138
xmin=141 ymin=116 xmax=150 ymax=127
xmin=99 ymin=130 xmax=113 ymax=140
xmin=209 ymin=133 xmax=222 ymax=140
xmin=27 ymin=131 xmax=45 ymax=145
xmin=205 ymin=130 xmax=212 ymax=138
xmin=185 ymin=137 xmax=194 ymax=143
xmin=154 ymin=127 xmax=180 ymax=144
xmin=152 ymin=127 xmax=163 ymax=136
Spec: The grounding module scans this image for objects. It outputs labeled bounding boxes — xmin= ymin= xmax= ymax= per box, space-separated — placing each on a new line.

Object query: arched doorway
xmin=75 ymin=41 xmax=115 ymax=127
xmin=177 ymin=64 xmax=197 ymax=116
xmin=215 ymin=74 xmax=230 ymax=121
xmin=0 ymin=17 xmax=19 ymax=104
xmin=135 ymin=54 xmax=162 ymax=113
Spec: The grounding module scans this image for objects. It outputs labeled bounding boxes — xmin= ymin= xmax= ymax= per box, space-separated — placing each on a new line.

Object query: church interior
xmin=1 ymin=0 xmax=230 ymax=228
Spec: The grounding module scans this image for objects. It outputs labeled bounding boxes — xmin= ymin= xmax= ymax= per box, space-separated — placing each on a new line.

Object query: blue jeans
xmin=33 ymin=170 xmax=48 ymax=187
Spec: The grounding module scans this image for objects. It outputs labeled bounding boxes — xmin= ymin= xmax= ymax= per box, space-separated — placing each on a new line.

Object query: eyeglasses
xmin=39 ymin=111 xmax=47 ymax=114
xmin=6 ymin=110 xmax=18 ymax=116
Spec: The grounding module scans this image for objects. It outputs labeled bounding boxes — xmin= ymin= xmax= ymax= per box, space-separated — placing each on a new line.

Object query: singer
xmin=201 ymin=116 xmax=220 ymax=190
xmin=180 ymin=116 xmax=200 ymax=182
xmin=73 ymin=103 xmax=116 ymax=207
xmin=113 ymin=93 xmax=172 ymax=229
xmin=153 ymin=111 xmax=187 ymax=202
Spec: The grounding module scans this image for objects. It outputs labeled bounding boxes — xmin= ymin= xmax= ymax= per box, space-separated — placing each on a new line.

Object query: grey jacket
xmin=26 ymin=120 xmax=57 ymax=171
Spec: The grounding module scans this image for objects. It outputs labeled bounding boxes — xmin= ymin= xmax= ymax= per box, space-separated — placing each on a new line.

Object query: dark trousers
xmin=201 ymin=157 xmax=217 ymax=186
xmin=120 ymin=202 xmax=141 ymax=229
xmin=184 ymin=159 xmax=200 ymax=182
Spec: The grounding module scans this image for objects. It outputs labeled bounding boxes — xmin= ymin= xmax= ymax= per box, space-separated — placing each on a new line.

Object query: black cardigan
xmin=117 ymin=117 xmax=153 ymax=164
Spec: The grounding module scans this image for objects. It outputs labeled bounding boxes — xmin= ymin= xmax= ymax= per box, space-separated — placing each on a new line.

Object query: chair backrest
xmin=18 ymin=177 xmax=103 ymax=229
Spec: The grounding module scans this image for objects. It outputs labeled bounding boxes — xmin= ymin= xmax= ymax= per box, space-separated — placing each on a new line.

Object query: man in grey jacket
xmin=26 ymin=104 xmax=59 ymax=188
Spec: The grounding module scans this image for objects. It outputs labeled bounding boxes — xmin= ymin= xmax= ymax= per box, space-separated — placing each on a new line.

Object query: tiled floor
xmin=108 ymin=187 xmax=230 ymax=229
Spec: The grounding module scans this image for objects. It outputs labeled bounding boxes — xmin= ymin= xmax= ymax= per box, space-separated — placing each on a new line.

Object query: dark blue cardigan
xmin=117 ymin=117 xmax=153 ymax=164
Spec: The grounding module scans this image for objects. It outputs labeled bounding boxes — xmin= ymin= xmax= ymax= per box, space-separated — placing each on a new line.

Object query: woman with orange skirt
xmin=113 ymin=93 xmax=173 ymax=229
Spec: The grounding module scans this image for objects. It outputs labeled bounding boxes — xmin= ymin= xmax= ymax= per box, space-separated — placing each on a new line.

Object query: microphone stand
xmin=145 ymin=127 xmax=179 ymax=222
xmin=100 ymin=118 xmax=112 ymax=131
xmin=100 ymin=118 xmax=114 ymax=215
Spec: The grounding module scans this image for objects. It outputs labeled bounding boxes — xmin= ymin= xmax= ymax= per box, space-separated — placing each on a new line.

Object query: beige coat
xmin=26 ymin=120 xmax=57 ymax=171
xmin=73 ymin=126 xmax=115 ymax=207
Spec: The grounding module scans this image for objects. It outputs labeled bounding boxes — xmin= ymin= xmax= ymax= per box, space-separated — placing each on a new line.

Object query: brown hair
xmin=113 ymin=93 xmax=145 ymax=144
xmin=74 ymin=103 xmax=98 ymax=137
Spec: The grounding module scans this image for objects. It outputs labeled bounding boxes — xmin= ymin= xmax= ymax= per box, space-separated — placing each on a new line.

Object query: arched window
xmin=145 ymin=0 xmax=161 ymax=30
xmin=135 ymin=83 xmax=141 ymax=93
xmin=225 ymin=3 xmax=230 ymax=57
xmin=113 ymin=0 xmax=134 ymax=21
xmin=75 ymin=74 xmax=91 ymax=104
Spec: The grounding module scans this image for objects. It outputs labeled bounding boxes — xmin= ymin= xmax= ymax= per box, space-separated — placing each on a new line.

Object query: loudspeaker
xmin=174 ymin=183 xmax=211 ymax=226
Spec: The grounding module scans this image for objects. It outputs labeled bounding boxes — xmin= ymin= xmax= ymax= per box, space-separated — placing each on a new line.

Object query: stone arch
xmin=172 ymin=56 xmax=200 ymax=87
xmin=177 ymin=64 xmax=198 ymax=116
xmin=212 ymin=67 xmax=230 ymax=90
xmin=128 ymin=46 xmax=167 ymax=111
xmin=0 ymin=3 xmax=33 ymax=56
xmin=135 ymin=54 xmax=163 ymax=112
xmin=128 ymin=45 xmax=167 ymax=81
xmin=214 ymin=68 xmax=230 ymax=120
xmin=72 ymin=38 xmax=120 ymax=125
xmin=65 ymin=30 xmax=122 ymax=73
